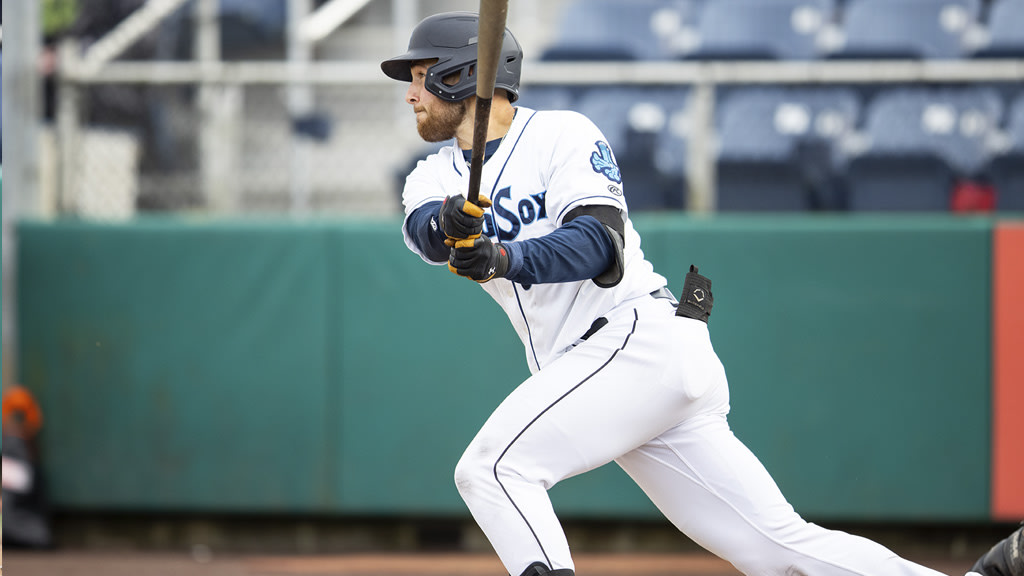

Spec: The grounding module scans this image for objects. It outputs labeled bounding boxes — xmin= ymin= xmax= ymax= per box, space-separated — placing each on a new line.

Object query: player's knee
xmin=455 ymin=437 xmax=546 ymax=502
xmin=453 ymin=445 xmax=494 ymax=500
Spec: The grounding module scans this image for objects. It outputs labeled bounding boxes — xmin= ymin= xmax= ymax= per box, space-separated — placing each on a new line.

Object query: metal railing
xmin=55 ymin=54 xmax=1024 ymax=215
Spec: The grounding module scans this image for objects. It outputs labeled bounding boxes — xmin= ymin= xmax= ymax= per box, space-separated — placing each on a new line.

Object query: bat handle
xmin=466 ymin=96 xmax=493 ymax=205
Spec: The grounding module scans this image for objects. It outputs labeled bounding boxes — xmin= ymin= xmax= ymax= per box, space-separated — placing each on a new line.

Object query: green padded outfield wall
xmin=16 ymin=215 xmax=993 ymax=521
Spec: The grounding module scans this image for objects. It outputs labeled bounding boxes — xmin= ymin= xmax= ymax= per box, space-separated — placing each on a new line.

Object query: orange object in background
xmin=1 ymin=386 xmax=43 ymax=439
xmin=992 ymin=223 xmax=1024 ymax=520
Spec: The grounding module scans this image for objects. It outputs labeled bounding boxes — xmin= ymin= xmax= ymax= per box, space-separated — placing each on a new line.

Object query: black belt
xmin=581 ymin=287 xmax=679 ymax=342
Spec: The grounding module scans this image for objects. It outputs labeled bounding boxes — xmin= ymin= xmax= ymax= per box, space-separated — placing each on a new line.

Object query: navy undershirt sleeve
xmin=407 ymin=204 xmax=615 ymax=283
xmin=503 ymin=215 xmax=614 ymax=285
xmin=406 ymin=201 xmax=450 ymax=263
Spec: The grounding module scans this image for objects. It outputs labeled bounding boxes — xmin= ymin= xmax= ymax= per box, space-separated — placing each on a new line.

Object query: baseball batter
xmin=382 ymin=11 xmax=1024 ymax=576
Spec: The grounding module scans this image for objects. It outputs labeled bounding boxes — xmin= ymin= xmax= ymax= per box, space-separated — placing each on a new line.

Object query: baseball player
xmin=382 ymin=11 xmax=1024 ymax=576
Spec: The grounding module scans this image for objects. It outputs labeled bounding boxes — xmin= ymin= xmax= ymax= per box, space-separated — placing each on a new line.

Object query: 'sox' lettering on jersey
xmin=530 ymin=192 xmax=548 ymax=220
xmin=590 ymin=141 xmax=621 ymax=183
xmin=485 ymin=186 xmax=548 ymax=242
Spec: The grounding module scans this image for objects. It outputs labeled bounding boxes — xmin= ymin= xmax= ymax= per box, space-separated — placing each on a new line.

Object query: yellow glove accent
xmin=443 ymin=195 xmax=491 ymax=246
xmin=447 ymin=239 xmax=475 ymax=275
xmin=460 ymin=194 xmax=492 ymax=217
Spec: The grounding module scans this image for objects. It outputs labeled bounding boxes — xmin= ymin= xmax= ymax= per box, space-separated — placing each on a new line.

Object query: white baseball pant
xmin=454 ymin=294 xmax=950 ymax=576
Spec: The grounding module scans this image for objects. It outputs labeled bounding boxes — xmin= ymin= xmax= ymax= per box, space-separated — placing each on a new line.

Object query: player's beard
xmin=416 ymin=98 xmax=470 ymax=142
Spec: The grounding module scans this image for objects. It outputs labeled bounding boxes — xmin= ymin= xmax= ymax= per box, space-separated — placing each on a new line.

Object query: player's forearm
xmin=504 ymin=216 xmax=614 ymax=285
xmin=406 ymin=201 xmax=450 ymax=263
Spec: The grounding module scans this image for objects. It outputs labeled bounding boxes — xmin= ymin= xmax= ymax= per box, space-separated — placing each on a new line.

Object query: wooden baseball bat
xmin=466 ymin=0 xmax=510 ymax=204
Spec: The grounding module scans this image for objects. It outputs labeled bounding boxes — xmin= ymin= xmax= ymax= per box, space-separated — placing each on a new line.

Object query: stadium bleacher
xmin=829 ymin=0 xmax=982 ymax=60
xmin=713 ymin=87 xmax=860 ymax=210
xmin=557 ymin=0 xmax=1019 ymax=212
xmin=679 ymin=0 xmax=837 ymax=60
xmin=540 ymin=0 xmax=704 ymax=61
xmin=396 ymin=0 xmax=1022 ymax=213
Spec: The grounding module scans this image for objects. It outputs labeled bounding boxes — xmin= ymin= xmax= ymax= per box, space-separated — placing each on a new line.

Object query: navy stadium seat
xmin=845 ymin=155 xmax=957 ymax=210
xmin=576 ymin=88 xmax=691 ymax=156
xmin=871 ymin=87 xmax=1001 ymax=176
xmin=575 ymin=87 xmax=691 ymax=210
xmin=680 ymin=0 xmax=837 ymax=60
xmin=515 ymin=86 xmax=575 ymax=112
xmin=712 ymin=87 xmax=860 ymax=211
xmin=540 ymin=0 xmax=702 ymax=61
xmin=652 ymin=106 xmax=692 ymax=200
xmin=972 ymin=0 xmax=1024 ymax=58
xmin=219 ymin=0 xmax=287 ymax=58
xmin=989 ymin=93 xmax=1024 ymax=211
xmin=829 ymin=0 xmax=981 ymax=59
xmin=844 ymin=87 xmax=1003 ymax=211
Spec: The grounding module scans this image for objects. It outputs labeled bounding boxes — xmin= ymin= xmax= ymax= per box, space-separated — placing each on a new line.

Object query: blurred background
xmin=1 ymin=0 xmax=1023 ymax=570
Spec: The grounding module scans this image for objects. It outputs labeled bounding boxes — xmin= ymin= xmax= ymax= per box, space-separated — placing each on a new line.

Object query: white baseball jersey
xmin=402 ymin=107 xmax=667 ymax=372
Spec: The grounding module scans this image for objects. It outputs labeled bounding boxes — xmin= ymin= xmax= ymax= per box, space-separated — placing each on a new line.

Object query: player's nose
xmin=405 ymin=83 xmax=419 ymax=105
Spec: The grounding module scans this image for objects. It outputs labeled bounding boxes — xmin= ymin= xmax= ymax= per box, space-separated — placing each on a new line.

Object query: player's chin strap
xmin=517 ymin=562 xmax=575 ymax=576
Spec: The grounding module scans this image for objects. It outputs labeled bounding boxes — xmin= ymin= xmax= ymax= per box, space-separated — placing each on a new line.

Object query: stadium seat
xmin=540 ymin=0 xmax=702 ymax=61
xmin=652 ymin=106 xmax=692 ymax=199
xmin=829 ymin=0 xmax=981 ymax=59
xmin=515 ymin=86 xmax=576 ymax=112
xmin=845 ymin=155 xmax=957 ymax=211
xmin=883 ymin=87 xmax=1001 ymax=176
xmin=989 ymin=93 xmax=1024 ymax=211
xmin=844 ymin=87 xmax=1003 ymax=211
xmin=219 ymin=0 xmax=288 ymax=58
xmin=575 ymin=87 xmax=691 ymax=210
xmin=972 ymin=0 xmax=1024 ymax=58
xmin=712 ymin=87 xmax=860 ymax=211
xmin=680 ymin=0 xmax=837 ymax=60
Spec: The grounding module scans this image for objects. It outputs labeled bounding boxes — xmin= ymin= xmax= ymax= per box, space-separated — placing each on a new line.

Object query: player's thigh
xmin=464 ymin=301 xmax=726 ymax=485
xmin=616 ymin=414 xmax=806 ymax=565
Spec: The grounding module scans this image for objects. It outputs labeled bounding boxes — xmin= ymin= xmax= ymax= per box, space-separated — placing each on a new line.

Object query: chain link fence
xmin=42 ymin=0 xmax=556 ymax=220
xmin=51 ymin=80 xmax=420 ymax=218
xmin=39 ymin=0 xmax=1024 ymax=220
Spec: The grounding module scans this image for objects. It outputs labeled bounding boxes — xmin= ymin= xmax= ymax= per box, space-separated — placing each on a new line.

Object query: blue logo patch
xmin=590 ymin=141 xmax=621 ymax=183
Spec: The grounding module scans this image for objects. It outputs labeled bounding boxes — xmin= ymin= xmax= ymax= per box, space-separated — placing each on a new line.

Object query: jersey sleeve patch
xmin=589 ymin=141 xmax=621 ymax=184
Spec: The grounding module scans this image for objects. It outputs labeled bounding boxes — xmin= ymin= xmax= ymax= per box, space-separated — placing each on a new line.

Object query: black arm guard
xmin=564 ymin=204 xmax=625 ymax=288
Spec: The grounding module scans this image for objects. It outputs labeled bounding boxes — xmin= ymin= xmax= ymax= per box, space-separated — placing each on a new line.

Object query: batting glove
xmin=448 ymin=236 xmax=509 ymax=283
xmin=439 ymin=194 xmax=492 ymax=246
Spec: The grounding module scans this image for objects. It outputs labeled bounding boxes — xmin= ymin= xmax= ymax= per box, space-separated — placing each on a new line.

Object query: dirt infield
xmin=3 ymin=550 xmax=977 ymax=576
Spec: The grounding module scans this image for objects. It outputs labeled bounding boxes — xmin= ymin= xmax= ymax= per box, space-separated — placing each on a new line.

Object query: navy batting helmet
xmin=381 ymin=11 xmax=523 ymax=103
